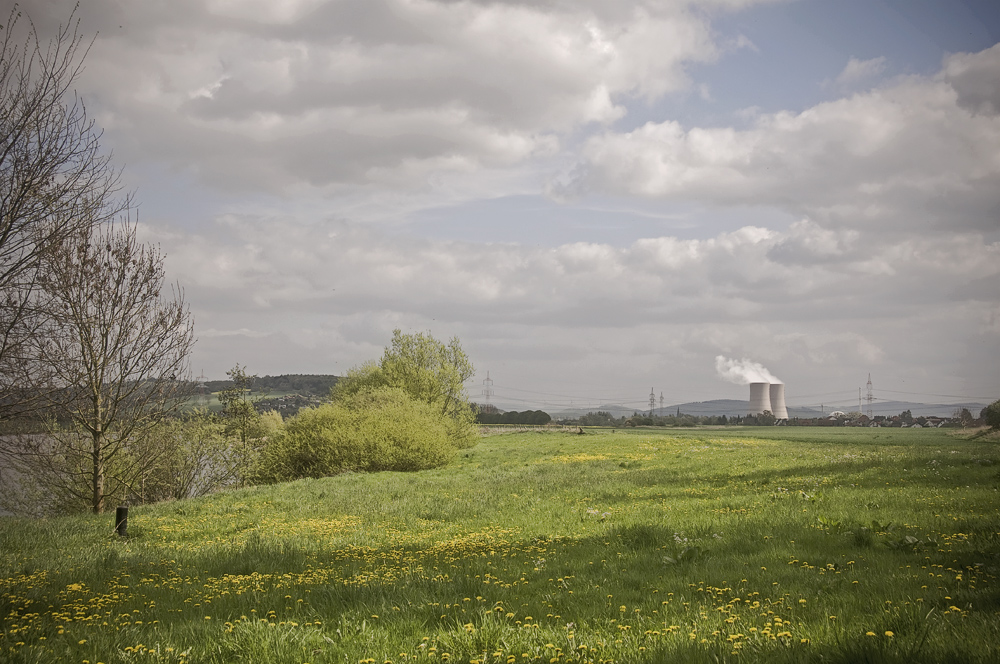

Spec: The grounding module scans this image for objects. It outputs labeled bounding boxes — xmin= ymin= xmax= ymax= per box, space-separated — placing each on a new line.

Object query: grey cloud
xmin=958 ymin=275 xmax=1000 ymax=302
xmin=42 ymin=0 xmax=728 ymax=194
xmin=287 ymin=0 xmax=439 ymax=45
xmin=766 ymin=220 xmax=860 ymax=266
xmin=944 ymin=42 xmax=1000 ymax=115
xmin=152 ymin=214 xmax=999 ymax=339
xmin=21 ymin=1 xmax=999 ymax=402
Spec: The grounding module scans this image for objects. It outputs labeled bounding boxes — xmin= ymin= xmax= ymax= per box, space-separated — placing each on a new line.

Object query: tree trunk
xmin=91 ymin=431 xmax=105 ymax=513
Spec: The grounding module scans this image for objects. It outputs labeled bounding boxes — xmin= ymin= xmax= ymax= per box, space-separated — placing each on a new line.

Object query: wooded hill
xmin=201 ymin=374 xmax=339 ymax=396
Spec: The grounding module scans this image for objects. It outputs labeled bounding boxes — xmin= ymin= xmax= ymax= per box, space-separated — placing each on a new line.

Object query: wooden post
xmin=115 ymin=505 xmax=128 ymax=537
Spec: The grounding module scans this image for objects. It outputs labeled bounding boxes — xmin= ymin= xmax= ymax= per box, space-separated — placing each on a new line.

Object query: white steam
xmin=714 ymin=355 xmax=781 ymax=385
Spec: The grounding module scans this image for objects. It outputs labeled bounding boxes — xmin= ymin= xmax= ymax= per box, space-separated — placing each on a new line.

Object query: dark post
xmin=115 ymin=505 xmax=128 ymax=537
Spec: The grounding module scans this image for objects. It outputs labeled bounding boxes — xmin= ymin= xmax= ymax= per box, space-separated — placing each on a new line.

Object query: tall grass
xmin=1 ymin=427 xmax=997 ymax=663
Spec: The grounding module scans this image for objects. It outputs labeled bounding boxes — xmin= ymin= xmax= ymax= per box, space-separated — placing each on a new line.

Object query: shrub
xmin=332 ymin=330 xmax=478 ymax=448
xmin=257 ymin=386 xmax=456 ymax=482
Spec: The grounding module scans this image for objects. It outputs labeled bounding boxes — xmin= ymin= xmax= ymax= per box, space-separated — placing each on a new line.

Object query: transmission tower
xmin=482 ymin=371 xmax=495 ymax=413
xmin=660 ymin=392 xmax=664 ymax=413
xmin=866 ymin=373 xmax=873 ymax=420
xmin=196 ymin=369 xmax=208 ymax=406
xmin=649 ymin=387 xmax=656 ymax=416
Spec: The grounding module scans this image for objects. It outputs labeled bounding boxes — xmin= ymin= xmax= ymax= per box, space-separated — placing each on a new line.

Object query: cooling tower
xmin=768 ymin=383 xmax=789 ymax=420
xmin=749 ymin=382 xmax=772 ymax=415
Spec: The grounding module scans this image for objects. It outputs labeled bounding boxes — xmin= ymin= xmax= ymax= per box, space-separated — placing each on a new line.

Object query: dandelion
xmin=885 ymin=631 xmax=894 ymax=637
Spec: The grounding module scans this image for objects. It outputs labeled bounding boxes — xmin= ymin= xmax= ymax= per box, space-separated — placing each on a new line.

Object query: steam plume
xmin=715 ymin=355 xmax=781 ymax=385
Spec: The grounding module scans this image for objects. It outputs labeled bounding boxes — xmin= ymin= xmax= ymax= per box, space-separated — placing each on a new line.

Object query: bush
xmin=332 ymin=330 xmax=478 ymax=448
xmin=257 ymin=386 xmax=456 ymax=482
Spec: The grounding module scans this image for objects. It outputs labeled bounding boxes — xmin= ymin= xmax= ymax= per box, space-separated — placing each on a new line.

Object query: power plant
xmin=749 ymin=381 xmax=788 ymax=420
xmin=768 ymin=383 xmax=788 ymax=420
xmin=749 ymin=382 xmax=771 ymax=415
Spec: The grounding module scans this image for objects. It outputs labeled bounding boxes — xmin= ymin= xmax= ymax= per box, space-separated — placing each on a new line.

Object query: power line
xmin=875 ymin=388 xmax=996 ymax=401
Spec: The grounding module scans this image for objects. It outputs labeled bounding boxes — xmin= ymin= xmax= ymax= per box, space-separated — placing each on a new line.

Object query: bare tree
xmin=7 ymin=216 xmax=195 ymax=513
xmin=0 ymin=6 xmax=124 ymax=419
xmin=140 ymin=412 xmax=250 ymax=502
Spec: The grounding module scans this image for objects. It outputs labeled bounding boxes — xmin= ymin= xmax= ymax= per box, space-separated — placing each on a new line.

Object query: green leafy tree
xmin=217 ymin=364 xmax=270 ymax=481
xmin=578 ymin=411 xmax=616 ymax=427
xmin=982 ymin=399 xmax=1000 ymax=430
xmin=334 ymin=330 xmax=476 ymax=446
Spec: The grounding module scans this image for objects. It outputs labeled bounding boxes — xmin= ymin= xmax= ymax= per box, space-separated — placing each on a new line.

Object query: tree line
xmin=474 ymin=408 xmax=551 ymax=425
xmin=566 ymin=411 xmax=731 ymax=427
xmin=200 ymin=374 xmax=340 ymax=396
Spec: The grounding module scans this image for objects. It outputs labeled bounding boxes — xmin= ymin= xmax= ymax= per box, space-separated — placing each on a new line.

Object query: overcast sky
xmin=20 ymin=0 xmax=1000 ymax=412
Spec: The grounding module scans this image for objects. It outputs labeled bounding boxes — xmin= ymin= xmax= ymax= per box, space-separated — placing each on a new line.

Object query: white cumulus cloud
xmin=559 ymin=44 xmax=1000 ymax=236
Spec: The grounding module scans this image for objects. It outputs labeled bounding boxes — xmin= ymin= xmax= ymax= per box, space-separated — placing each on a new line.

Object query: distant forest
xmin=475 ymin=409 xmax=552 ymax=425
xmin=201 ymin=374 xmax=339 ymax=396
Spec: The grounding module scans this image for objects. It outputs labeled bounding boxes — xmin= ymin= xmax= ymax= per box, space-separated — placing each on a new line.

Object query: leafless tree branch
xmin=0 ymin=5 xmax=125 ymax=419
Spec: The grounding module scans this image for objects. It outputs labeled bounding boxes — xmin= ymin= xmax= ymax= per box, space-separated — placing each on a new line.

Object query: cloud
xmin=557 ymin=43 xmax=1000 ymax=236
xmin=833 ymin=56 xmax=887 ymax=89
xmin=35 ymin=0 xmax=756 ymax=197
xmin=132 ymin=197 xmax=999 ymax=401
xmin=715 ymin=356 xmax=780 ymax=384
xmin=943 ymin=42 xmax=1000 ymax=115
xmin=21 ymin=1 xmax=1000 ymax=405
xmin=144 ymin=211 xmax=999 ymax=341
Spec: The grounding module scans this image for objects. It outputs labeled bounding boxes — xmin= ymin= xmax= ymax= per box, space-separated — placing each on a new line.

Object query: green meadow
xmin=1 ymin=427 xmax=997 ymax=663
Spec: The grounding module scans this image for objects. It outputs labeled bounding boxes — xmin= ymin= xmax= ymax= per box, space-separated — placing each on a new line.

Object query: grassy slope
xmin=1 ymin=427 xmax=998 ymax=664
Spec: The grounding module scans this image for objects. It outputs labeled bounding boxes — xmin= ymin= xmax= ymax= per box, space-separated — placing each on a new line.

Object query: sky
xmin=17 ymin=0 xmax=1000 ymax=413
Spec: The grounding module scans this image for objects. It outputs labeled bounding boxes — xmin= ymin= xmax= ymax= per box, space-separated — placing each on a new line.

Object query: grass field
xmin=1 ymin=426 xmax=998 ymax=663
